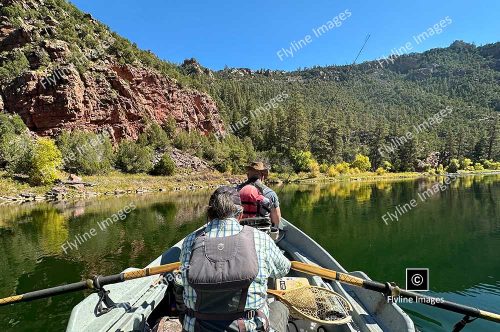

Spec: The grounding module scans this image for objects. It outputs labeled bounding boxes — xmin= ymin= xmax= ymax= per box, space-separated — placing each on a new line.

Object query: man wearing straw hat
xmin=237 ymin=161 xmax=281 ymax=227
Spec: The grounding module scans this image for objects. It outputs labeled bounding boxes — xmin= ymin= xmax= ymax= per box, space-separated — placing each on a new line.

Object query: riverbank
xmin=1 ymin=169 xmax=500 ymax=205
xmin=273 ymin=169 xmax=500 ymax=184
xmin=0 ymin=170 xmax=245 ymax=204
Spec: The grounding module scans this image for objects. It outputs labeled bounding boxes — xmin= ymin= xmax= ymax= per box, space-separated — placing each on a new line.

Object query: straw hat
xmin=246 ymin=161 xmax=269 ymax=174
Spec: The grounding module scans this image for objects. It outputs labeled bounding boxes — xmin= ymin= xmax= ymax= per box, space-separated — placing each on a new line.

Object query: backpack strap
xmin=252 ymin=181 xmax=265 ymax=195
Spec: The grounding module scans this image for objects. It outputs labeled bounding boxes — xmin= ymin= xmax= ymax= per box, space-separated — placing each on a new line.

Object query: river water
xmin=0 ymin=175 xmax=499 ymax=331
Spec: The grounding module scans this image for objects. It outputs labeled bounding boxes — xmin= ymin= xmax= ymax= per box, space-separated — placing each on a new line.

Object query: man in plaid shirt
xmin=179 ymin=186 xmax=291 ymax=331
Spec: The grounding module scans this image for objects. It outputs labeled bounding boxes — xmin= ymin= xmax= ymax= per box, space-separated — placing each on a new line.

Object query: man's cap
xmin=211 ymin=186 xmax=242 ymax=206
xmin=246 ymin=161 xmax=269 ymax=172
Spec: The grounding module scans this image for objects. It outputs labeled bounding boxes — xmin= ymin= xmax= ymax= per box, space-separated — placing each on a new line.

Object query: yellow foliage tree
xmin=351 ymin=154 xmax=371 ymax=172
xmin=335 ymin=162 xmax=350 ymax=174
xmin=309 ymin=160 xmax=320 ymax=177
xmin=29 ymin=138 xmax=63 ymax=185
xmin=328 ymin=165 xmax=339 ymax=177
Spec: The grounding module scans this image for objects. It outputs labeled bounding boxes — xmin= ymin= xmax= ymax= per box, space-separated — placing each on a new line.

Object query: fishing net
xmin=272 ymin=286 xmax=352 ymax=325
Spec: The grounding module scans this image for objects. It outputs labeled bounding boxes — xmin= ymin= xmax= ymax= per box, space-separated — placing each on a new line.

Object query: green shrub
xmin=382 ymin=161 xmax=393 ymax=172
xmin=171 ymin=130 xmax=254 ymax=173
xmin=151 ymin=153 xmax=176 ymax=176
xmin=351 ymin=154 xmax=371 ymax=172
xmin=0 ymin=50 xmax=30 ymax=83
xmin=482 ymin=160 xmax=496 ymax=170
xmin=461 ymin=158 xmax=472 ymax=170
xmin=350 ymin=167 xmax=361 ymax=174
xmin=335 ymin=161 xmax=350 ymax=174
xmin=57 ymin=131 xmax=114 ymax=175
xmin=173 ymin=131 xmax=192 ymax=150
xmin=290 ymin=150 xmax=315 ymax=172
xmin=447 ymin=158 xmax=460 ymax=173
xmin=202 ymin=144 xmax=217 ymax=161
xmin=309 ymin=160 xmax=320 ymax=177
xmin=436 ymin=164 xmax=445 ymax=175
xmin=0 ymin=4 xmax=24 ymax=19
xmin=28 ymin=138 xmax=63 ymax=185
xmin=163 ymin=117 xmax=177 ymax=139
xmin=327 ymin=165 xmax=339 ymax=177
xmin=0 ymin=113 xmax=27 ymax=136
xmin=474 ymin=163 xmax=484 ymax=171
xmin=376 ymin=167 xmax=386 ymax=175
xmin=115 ymin=140 xmax=153 ymax=173
xmin=0 ymin=114 xmax=32 ymax=173
xmin=0 ymin=133 xmax=33 ymax=173
xmin=210 ymin=135 xmax=255 ymax=174
xmin=137 ymin=123 xmax=170 ymax=150
xmin=213 ymin=159 xmax=232 ymax=173
xmin=319 ymin=163 xmax=329 ymax=173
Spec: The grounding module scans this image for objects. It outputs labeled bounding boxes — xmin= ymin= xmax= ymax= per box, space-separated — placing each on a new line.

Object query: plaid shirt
xmin=179 ymin=218 xmax=290 ymax=332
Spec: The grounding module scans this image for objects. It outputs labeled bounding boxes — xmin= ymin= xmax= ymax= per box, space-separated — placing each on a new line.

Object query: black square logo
xmin=406 ymin=268 xmax=429 ymax=291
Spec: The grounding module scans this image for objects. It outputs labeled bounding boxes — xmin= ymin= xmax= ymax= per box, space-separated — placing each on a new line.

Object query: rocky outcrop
xmin=181 ymin=58 xmax=214 ymax=78
xmin=170 ymin=148 xmax=212 ymax=171
xmin=2 ymin=61 xmax=225 ymax=141
xmin=0 ymin=21 xmax=34 ymax=52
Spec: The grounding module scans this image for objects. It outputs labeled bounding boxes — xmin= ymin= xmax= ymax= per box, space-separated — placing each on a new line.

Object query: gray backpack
xmin=186 ymin=226 xmax=262 ymax=329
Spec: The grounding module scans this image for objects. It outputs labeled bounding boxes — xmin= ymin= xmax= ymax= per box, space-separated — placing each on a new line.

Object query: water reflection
xmin=0 ymin=192 xmax=210 ymax=331
xmin=0 ymin=175 xmax=498 ymax=332
xmin=280 ymin=175 xmax=500 ymax=332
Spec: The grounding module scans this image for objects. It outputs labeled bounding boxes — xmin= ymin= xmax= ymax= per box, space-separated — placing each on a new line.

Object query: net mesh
xmin=277 ymin=286 xmax=352 ymax=325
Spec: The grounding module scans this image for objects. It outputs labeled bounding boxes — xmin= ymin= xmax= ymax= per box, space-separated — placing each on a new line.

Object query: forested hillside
xmin=202 ymin=40 xmax=500 ymax=172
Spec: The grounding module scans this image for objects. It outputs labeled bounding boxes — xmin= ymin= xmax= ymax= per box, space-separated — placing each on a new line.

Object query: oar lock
xmin=90 ymin=275 xmax=131 ymax=316
xmin=452 ymin=316 xmax=478 ymax=332
xmin=384 ymin=282 xmax=401 ymax=299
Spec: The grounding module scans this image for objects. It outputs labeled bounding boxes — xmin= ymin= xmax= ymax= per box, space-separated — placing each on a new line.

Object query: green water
xmin=0 ymin=175 xmax=499 ymax=331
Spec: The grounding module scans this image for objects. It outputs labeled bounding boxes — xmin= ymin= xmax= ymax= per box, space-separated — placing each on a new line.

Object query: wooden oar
xmin=290 ymin=261 xmax=500 ymax=324
xmin=0 ymin=262 xmax=180 ymax=306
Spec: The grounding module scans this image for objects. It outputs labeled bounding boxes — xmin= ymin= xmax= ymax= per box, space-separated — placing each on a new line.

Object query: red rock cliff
xmin=2 ymin=62 xmax=224 ymax=141
xmin=0 ymin=1 xmax=225 ymax=141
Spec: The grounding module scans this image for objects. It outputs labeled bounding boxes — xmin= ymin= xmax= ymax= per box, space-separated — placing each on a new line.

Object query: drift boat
xmin=67 ymin=219 xmax=416 ymax=331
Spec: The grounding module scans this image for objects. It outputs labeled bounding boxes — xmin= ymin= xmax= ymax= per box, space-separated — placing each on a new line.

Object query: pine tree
xmin=368 ymin=126 xmax=387 ymax=170
xmin=285 ymin=94 xmax=309 ymax=152
xmin=486 ymin=115 xmax=498 ymax=160
xmin=473 ymin=136 xmax=488 ymax=161
xmin=395 ymin=139 xmax=418 ymax=171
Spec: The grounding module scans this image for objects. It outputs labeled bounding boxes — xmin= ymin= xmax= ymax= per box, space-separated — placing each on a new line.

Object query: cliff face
xmin=1 ymin=61 xmax=223 ymax=140
xmin=0 ymin=0 xmax=224 ymax=141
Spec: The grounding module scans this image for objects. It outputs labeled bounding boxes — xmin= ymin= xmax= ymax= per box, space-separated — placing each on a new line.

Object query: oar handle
xmin=122 ymin=262 xmax=181 ymax=281
xmin=0 ymin=262 xmax=182 ymax=307
xmin=290 ymin=261 xmax=500 ymax=324
xmin=291 ymin=261 xmax=367 ymax=287
xmin=0 ymin=280 xmax=91 ymax=306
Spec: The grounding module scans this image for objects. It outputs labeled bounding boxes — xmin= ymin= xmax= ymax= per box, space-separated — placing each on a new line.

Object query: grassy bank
xmin=2 ymin=169 xmax=500 ymax=205
xmin=271 ymin=169 xmax=500 ymax=187
xmin=0 ymin=170 xmax=245 ymax=202
xmin=271 ymin=171 xmax=425 ymax=184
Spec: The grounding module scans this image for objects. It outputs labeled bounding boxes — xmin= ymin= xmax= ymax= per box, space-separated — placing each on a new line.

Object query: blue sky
xmin=71 ymin=0 xmax=500 ymax=71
